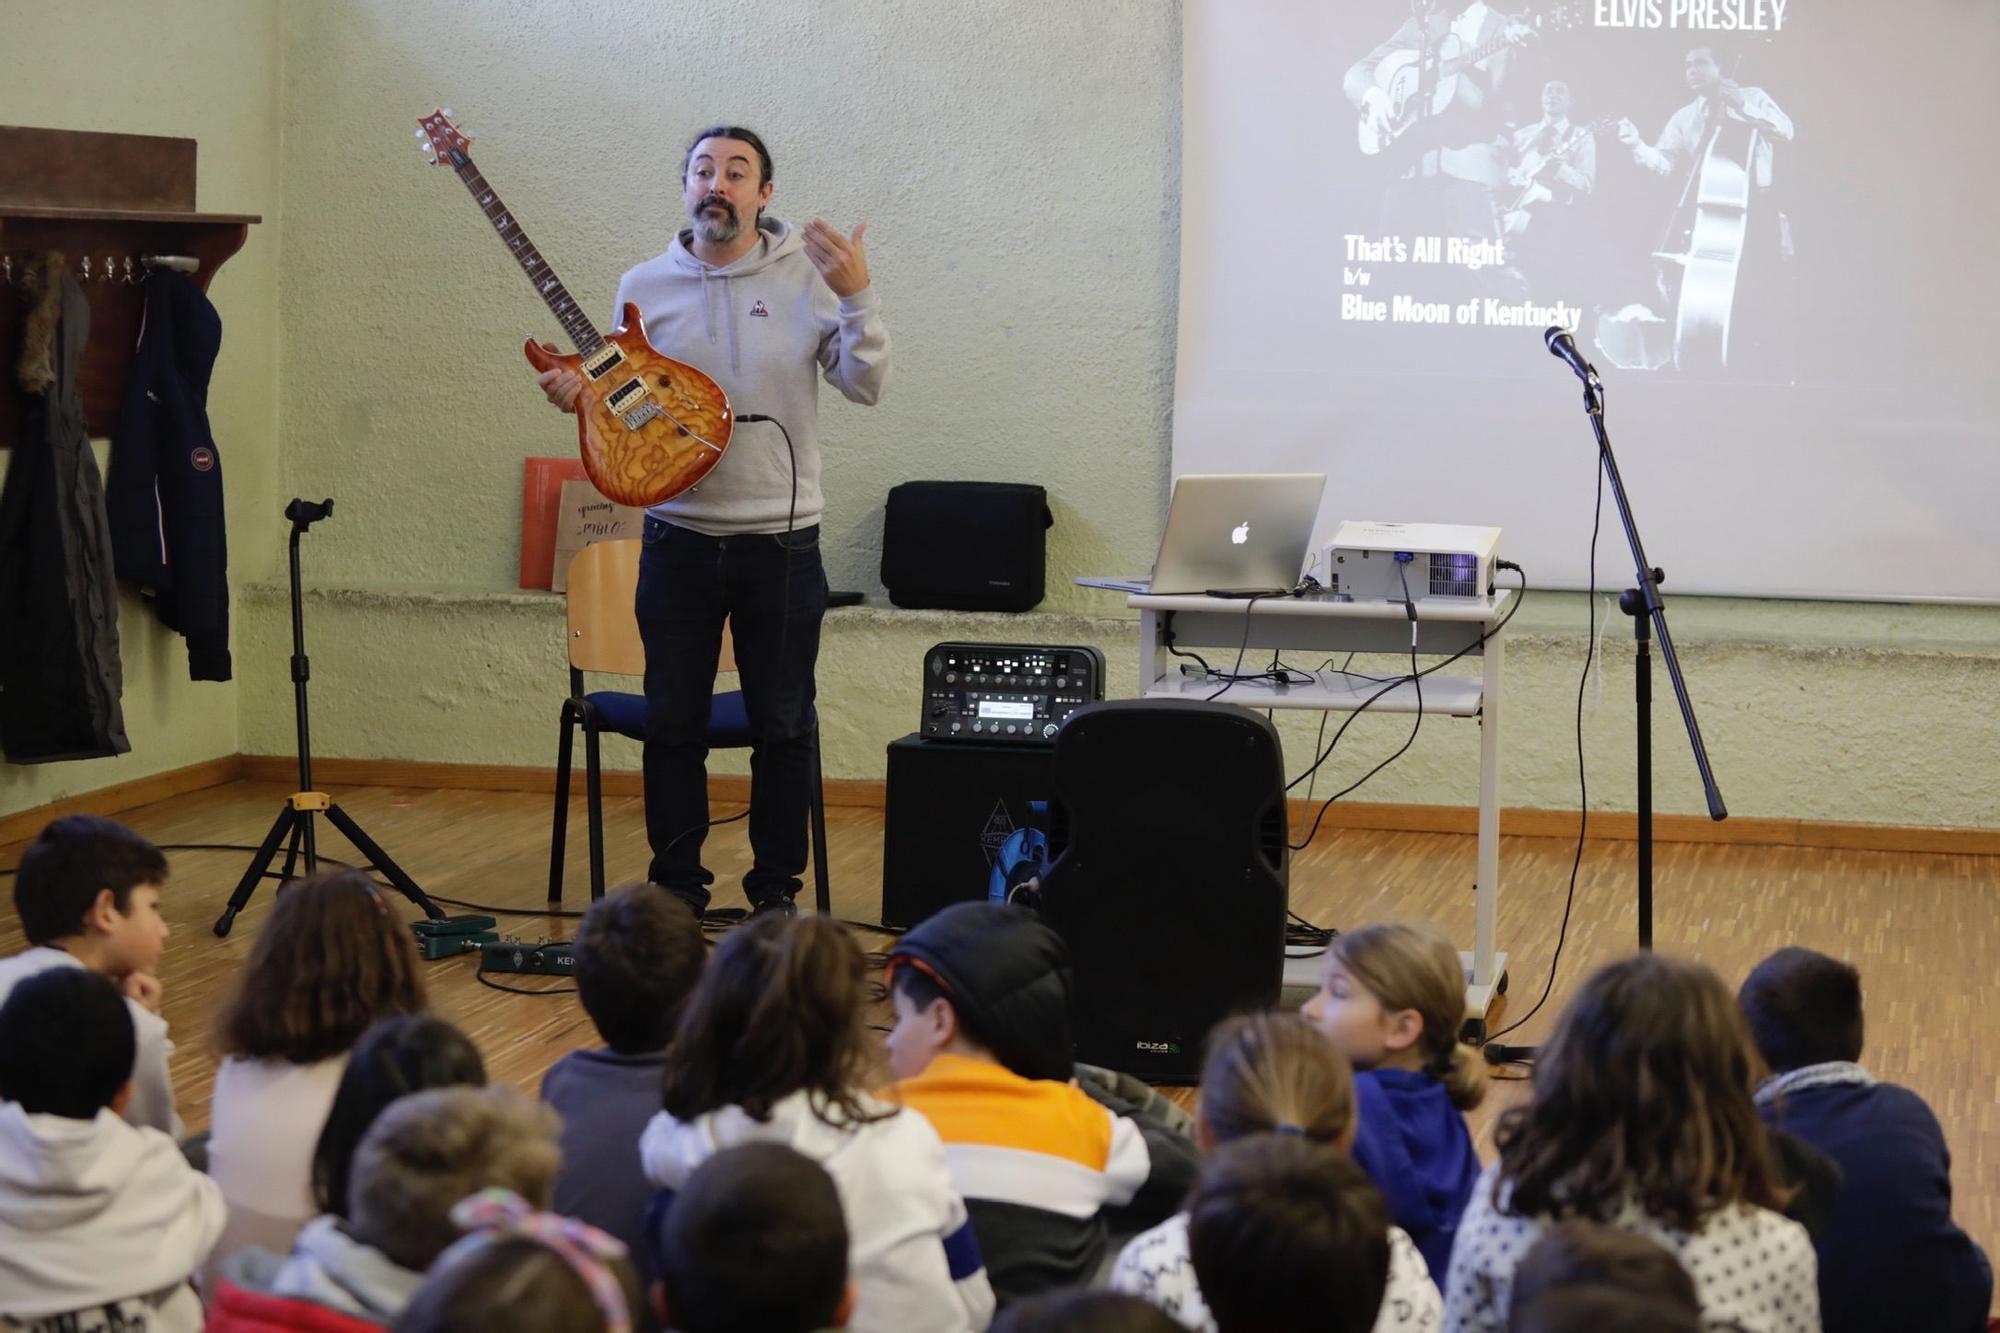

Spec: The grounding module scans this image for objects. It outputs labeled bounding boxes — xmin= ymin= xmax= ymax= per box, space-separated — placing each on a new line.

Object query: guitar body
xmin=1658 ymin=121 xmax=1757 ymax=370
xmin=522 ymin=302 xmax=733 ymax=508
xmin=1357 ymin=39 xmax=1467 ymax=156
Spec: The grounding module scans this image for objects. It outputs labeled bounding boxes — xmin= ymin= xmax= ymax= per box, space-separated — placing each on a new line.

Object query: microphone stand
xmin=214 ymin=499 xmax=445 ymax=936
xmin=1484 ymin=365 xmax=1726 ymax=1063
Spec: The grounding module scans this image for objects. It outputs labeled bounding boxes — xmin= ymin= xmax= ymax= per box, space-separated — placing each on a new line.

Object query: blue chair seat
xmin=583 ymin=689 xmax=753 ymax=747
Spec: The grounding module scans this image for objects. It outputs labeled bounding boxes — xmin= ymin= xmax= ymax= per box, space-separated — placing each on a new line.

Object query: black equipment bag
xmin=881 ymin=481 xmax=1052 ymax=611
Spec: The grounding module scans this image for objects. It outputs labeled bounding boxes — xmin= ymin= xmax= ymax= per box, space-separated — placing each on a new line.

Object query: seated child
xmin=391 ymin=1189 xmax=642 ymax=1333
xmin=1110 ymin=1012 xmax=1440 ymax=1331
xmin=309 ymin=1014 xmax=488 ymax=1222
xmin=542 ymin=884 xmax=706 ymax=1278
xmin=0 ymin=968 xmax=225 ymax=1333
xmin=880 ymin=901 xmax=1194 ymax=1305
xmin=640 ymin=914 xmax=994 ymax=1333
xmin=1443 ymin=952 xmax=1819 ymax=1332
xmin=207 ymin=1086 xmax=560 ymax=1329
xmin=1301 ymin=922 xmax=1484 ymax=1278
xmin=1506 ymin=1221 xmax=1701 ymax=1333
xmin=650 ymin=1143 xmax=854 ymax=1333
xmin=0 ymin=815 xmax=178 ymax=1133
xmin=208 ymin=868 xmax=428 ymax=1271
xmin=1740 ymin=946 xmax=1992 ymax=1333
xmin=1187 ymin=1136 xmax=1393 ymax=1333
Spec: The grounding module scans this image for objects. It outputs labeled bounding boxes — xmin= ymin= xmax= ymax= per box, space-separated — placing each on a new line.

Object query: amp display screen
xmin=976 ymin=700 xmax=1034 ymax=721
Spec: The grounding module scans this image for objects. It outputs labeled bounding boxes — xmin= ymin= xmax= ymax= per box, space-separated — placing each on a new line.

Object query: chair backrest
xmin=564 ymin=540 xmax=734 ymax=678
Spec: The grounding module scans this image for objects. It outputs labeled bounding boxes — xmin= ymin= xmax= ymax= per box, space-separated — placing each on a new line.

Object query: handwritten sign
xmin=552 ymin=479 xmax=644 ymax=592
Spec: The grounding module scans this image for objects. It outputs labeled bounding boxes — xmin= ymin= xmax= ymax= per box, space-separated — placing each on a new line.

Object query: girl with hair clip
xmin=1442 ymin=953 xmax=1819 ymax=1332
xmin=638 ymin=915 xmax=994 ymax=1333
xmin=205 ymin=868 xmax=427 ymax=1276
xmin=391 ymin=1189 xmax=642 ymax=1333
xmin=1110 ymin=1012 xmax=1442 ymax=1332
xmin=1301 ymin=922 xmax=1485 ymax=1281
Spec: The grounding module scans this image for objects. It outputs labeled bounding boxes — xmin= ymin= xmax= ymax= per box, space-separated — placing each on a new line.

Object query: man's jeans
xmin=635 ymin=516 xmax=826 ymax=910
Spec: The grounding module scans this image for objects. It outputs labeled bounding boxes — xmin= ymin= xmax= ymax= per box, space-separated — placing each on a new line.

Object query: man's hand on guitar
xmin=1616 ymin=118 xmax=1643 ymax=148
xmin=536 ymin=344 xmax=583 ymax=413
xmin=803 ymin=219 xmax=870 ymax=298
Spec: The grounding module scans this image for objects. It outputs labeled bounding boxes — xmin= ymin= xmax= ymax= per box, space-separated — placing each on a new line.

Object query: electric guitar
xmin=1505 ymin=116 xmax=1614 ymax=213
xmin=416 ymin=109 xmax=732 ymax=508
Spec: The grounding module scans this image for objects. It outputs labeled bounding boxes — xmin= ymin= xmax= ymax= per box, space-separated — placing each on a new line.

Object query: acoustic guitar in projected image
xmin=1355 ymin=6 xmax=1580 ymax=157
xmin=415 ymin=109 xmax=732 ymax=508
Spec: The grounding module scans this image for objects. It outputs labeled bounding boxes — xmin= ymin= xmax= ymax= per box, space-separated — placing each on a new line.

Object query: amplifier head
xmin=921 ymin=642 xmax=1107 ymax=745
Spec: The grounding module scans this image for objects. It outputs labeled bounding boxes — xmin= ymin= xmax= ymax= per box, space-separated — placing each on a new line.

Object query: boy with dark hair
xmin=652 ymin=1142 xmax=853 ymax=1333
xmin=879 ymin=901 xmax=1197 ymax=1307
xmin=0 ymin=814 xmax=177 ymax=1134
xmin=0 ymin=968 xmax=225 ymax=1332
xmin=1739 ymin=947 xmax=1991 ymax=1333
xmin=541 ymin=883 xmax=707 ymax=1276
xmin=1506 ymin=1221 xmax=1700 ymax=1333
xmin=1186 ymin=1136 xmax=1390 ymax=1333
xmin=990 ymin=1290 xmax=1183 ymax=1333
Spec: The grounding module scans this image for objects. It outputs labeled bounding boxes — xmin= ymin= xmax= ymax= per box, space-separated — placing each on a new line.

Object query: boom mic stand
xmin=214 ymin=499 xmax=445 ymax=936
xmin=1484 ymin=335 xmax=1727 ymax=1063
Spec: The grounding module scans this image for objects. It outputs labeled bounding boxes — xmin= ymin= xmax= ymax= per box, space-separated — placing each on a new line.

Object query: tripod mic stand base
xmin=214 ymin=790 xmax=447 ymax=937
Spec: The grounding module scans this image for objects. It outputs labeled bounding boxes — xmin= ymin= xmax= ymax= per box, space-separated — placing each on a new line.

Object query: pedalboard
xmin=411 ymin=915 xmax=498 ymax=960
xmin=921 ymin=643 xmax=1106 ymax=743
xmin=478 ymin=939 xmax=576 ymax=976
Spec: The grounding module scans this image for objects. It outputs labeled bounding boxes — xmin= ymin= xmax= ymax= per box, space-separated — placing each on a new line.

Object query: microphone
xmin=1544 ymin=325 xmax=1599 ymax=386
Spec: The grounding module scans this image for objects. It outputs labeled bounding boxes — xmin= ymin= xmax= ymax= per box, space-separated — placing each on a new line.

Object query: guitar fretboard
xmin=449 ymin=155 xmax=604 ymax=356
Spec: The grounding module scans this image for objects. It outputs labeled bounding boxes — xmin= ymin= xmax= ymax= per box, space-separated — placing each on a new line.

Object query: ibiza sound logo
xmin=1135 ymin=1039 xmax=1182 ymax=1055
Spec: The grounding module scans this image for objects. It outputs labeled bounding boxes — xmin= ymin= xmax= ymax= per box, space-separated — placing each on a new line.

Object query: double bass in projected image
xmin=1597 ymin=46 xmax=1797 ymax=376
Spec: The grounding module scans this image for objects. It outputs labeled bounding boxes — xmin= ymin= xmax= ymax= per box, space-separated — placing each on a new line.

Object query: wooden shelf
xmin=1 ymin=126 xmax=261 ymax=445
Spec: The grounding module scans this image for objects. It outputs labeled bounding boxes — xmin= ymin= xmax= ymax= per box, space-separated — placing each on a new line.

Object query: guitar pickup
xmin=581 ymin=344 xmax=626 ymax=380
xmin=606 ymin=377 xmax=647 ymax=413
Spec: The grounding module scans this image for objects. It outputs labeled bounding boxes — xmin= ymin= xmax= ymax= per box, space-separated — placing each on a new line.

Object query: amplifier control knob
xmin=950 ymin=722 xmax=961 ymax=733
xmin=1042 ymin=723 xmax=1059 ymax=740
xmin=1004 ymin=725 xmax=1017 ymax=735
xmin=971 ymin=722 xmax=983 ymax=733
xmin=1056 ymin=676 xmax=1067 ymax=688
xmin=945 ymin=672 xmax=958 ymax=684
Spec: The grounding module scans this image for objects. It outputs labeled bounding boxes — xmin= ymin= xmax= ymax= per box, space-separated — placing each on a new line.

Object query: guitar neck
xmin=449 ymin=158 xmax=604 ymax=355
xmin=1439 ymin=30 xmax=1515 ymax=79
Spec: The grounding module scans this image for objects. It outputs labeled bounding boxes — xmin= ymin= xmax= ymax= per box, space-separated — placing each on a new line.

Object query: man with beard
xmin=537 ymin=127 xmax=889 ymax=919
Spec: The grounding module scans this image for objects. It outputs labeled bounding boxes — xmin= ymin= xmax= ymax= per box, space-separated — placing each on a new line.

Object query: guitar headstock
xmin=415 ymin=108 xmax=472 ymax=168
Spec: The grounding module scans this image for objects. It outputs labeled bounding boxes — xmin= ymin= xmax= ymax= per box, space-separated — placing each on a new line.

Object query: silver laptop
xmin=1140 ymin=473 xmax=1326 ymax=595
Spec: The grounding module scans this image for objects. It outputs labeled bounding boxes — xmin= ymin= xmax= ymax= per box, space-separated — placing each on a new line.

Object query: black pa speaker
xmin=881 ymin=734 xmax=1057 ymax=929
xmin=1040 ymin=701 xmax=1288 ymax=1082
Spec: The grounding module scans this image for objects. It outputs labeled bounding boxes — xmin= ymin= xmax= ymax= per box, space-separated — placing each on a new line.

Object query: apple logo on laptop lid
xmin=1231 ymin=521 xmax=1250 ymax=545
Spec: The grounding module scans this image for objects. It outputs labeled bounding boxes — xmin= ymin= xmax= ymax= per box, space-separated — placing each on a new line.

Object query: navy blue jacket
xmin=1350 ymin=1067 xmax=1482 ymax=1280
xmin=106 ymin=271 xmax=231 ymax=681
xmin=1761 ymin=1078 xmax=1991 ymax=1333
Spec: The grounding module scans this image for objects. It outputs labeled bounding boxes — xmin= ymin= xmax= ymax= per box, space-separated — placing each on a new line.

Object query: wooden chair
xmin=547 ymin=539 xmax=831 ymax=910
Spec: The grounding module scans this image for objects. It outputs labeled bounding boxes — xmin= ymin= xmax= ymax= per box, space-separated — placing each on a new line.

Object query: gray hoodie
xmin=0 ymin=1103 xmax=224 ymax=1328
xmin=612 ymin=218 xmax=889 ymax=536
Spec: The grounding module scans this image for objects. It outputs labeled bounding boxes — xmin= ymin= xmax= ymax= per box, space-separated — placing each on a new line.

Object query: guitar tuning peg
xmin=415 ymin=128 xmax=428 ymax=138
xmin=441 ymin=107 xmax=454 ymax=118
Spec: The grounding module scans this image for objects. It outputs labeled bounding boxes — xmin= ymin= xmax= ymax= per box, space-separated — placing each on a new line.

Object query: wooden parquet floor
xmin=2 ymin=778 xmax=1993 ymax=1283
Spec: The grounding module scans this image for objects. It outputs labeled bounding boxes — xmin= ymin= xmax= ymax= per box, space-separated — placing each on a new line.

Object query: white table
xmin=1123 ymin=589 xmax=1513 ymax=1029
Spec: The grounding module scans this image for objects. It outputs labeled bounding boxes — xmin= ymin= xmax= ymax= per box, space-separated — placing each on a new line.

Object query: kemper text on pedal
xmin=921 ymin=643 xmax=1106 ymax=742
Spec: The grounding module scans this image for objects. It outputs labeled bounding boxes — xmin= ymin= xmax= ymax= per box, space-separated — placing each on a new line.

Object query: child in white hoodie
xmin=641 ymin=915 xmax=995 ymax=1333
xmin=0 ymin=967 xmax=225 ymax=1332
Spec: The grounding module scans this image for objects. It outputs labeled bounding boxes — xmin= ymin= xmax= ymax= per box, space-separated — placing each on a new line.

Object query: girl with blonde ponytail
xmin=1301 ymin=922 xmax=1484 ymax=1281
xmin=1109 ymin=1013 xmax=1443 ymax=1332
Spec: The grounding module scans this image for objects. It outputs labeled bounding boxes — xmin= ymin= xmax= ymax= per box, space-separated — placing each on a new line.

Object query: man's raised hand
xmin=803 ymin=219 xmax=870 ymax=298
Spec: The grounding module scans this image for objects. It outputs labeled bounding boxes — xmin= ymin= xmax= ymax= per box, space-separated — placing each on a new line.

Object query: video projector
xmin=1320 ymin=522 xmax=1501 ymax=602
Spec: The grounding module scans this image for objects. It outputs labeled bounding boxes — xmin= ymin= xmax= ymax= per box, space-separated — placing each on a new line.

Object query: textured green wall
xmin=0 ymin=0 xmax=282 ymax=816
xmin=13 ymin=1 xmax=1997 ymax=833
